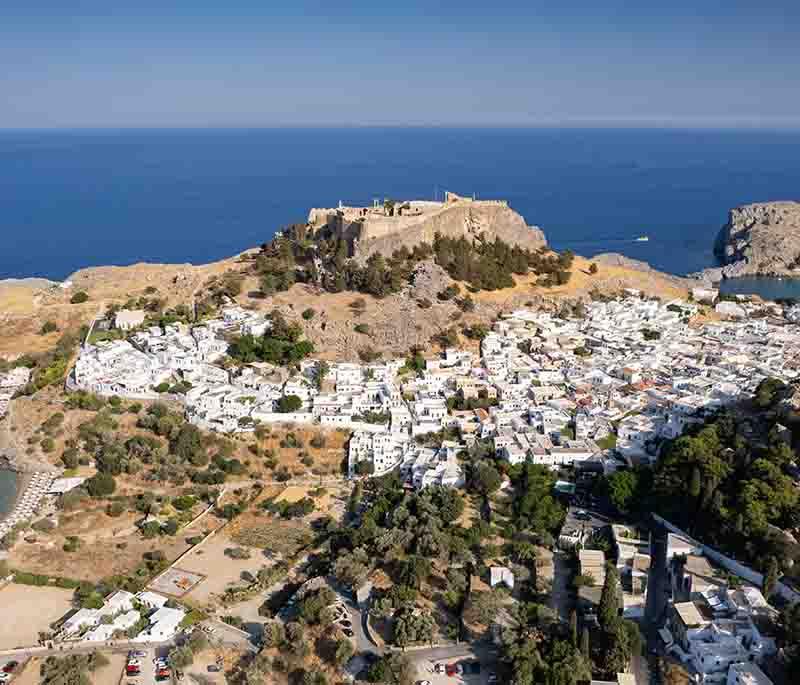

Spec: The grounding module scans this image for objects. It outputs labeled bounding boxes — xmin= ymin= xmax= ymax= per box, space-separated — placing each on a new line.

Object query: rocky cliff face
xmin=354 ymin=201 xmax=547 ymax=259
xmin=710 ymin=201 xmax=800 ymax=278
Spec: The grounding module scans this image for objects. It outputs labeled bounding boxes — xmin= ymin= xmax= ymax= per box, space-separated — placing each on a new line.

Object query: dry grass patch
xmin=89 ymin=651 xmax=126 ymax=685
xmin=0 ymin=584 xmax=75 ymax=650
xmin=247 ymin=426 xmax=349 ymax=478
xmin=227 ymin=516 xmax=314 ymax=558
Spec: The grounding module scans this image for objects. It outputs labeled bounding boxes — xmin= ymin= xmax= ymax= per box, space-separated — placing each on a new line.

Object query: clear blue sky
xmin=2 ymin=0 xmax=799 ymax=128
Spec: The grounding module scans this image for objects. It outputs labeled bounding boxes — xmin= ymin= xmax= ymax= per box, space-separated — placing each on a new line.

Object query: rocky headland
xmin=694 ymin=201 xmax=800 ymax=281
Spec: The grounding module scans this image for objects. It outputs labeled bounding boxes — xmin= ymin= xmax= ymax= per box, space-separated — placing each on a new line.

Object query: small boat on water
xmin=635 ymin=235 xmax=649 ymax=242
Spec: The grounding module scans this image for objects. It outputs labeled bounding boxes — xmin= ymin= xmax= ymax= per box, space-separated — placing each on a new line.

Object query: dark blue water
xmin=719 ymin=276 xmax=800 ymax=300
xmin=1 ymin=128 xmax=800 ymax=281
xmin=0 ymin=470 xmax=17 ymax=518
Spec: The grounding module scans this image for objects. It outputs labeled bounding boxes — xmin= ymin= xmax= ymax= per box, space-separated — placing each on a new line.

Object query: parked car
xmin=445 ymin=664 xmax=457 ymax=676
xmin=434 ymin=664 xmax=444 ymax=674
xmin=208 ymin=665 xmax=221 ymax=673
xmin=2 ymin=662 xmax=18 ymax=674
xmin=0 ymin=674 xmax=10 ymax=683
xmin=488 ymin=673 xmax=498 ymax=683
xmin=129 ymin=651 xmax=146 ymax=658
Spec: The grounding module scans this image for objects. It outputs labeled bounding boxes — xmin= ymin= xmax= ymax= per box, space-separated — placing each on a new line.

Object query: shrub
xmin=437 ymin=284 xmax=460 ymax=301
xmin=63 ymin=536 xmax=82 ymax=553
xmin=276 ymin=395 xmax=303 ymax=413
xmin=70 ymin=291 xmax=89 ymax=304
xmin=32 ymin=518 xmax=56 ymax=533
xmin=358 ymin=347 xmax=382 ymax=363
xmin=86 ymin=472 xmax=116 ymax=497
xmin=40 ymin=437 xmax=55 ymax=453
xmin=354 ymin=323 xmax=371 ymax=335
xmin=350 ymin=298 xmax=367 ymax=311
xmin=40 ymin=321 xmax=58 ymax=335
xmin=106 ymin=501 xmax=126 ymax=517
xmin=225 ymin=547 xmax=252 ymax=560
xmin=154 ymin=382 xmax=171 ymax=393
xmin=301 ymin=308 xmax=316 ymax=320
xmin=172 ymin=495 xmax=197 ymax=511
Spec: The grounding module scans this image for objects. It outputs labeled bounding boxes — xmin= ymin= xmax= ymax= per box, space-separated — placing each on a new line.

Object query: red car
xmin=445 ymin=664 xmax=457 ymax=676
xmin=125 ymin=665 xmax=140 ymax=676
xmin=2 ymin=663 xmax=19 ymax=674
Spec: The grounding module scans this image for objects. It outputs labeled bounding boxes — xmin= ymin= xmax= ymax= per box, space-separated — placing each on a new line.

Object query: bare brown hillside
xmin=0 ymin=251 xmax=690 ymax=363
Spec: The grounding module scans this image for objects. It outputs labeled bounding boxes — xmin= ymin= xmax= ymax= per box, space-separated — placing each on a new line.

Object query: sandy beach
xmin=0 ymin=470 xmax=51 ymax=536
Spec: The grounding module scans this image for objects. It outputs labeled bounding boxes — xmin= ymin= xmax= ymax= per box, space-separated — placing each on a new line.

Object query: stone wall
xmin=356 ymin=200 xmax=546 ymax=259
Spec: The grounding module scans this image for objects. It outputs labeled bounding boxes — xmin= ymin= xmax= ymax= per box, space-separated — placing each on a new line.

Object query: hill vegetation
xmin=252 ymin=225 xmax=574 ymax=299
xmin=599 ymin=378 xmax=800 ymax=578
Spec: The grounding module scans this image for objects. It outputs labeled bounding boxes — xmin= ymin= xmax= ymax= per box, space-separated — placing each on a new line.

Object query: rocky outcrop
xmin=592 ymin=253 xmax=696 ymax=290
xmin=709 ymin=202 xmax=800 ymax=278
xmin=354 ymin=201 xmax=547 ymax=260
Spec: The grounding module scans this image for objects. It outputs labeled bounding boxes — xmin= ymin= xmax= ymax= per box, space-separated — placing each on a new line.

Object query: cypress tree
xmin=570 ymin=609 xmax=578 ymax=647
xmin=689 ymin=466 xmax=702 ymax=499
xmin=763 ymin=557 xmax=780 ymax=598
xmin=598 ymin=562 xmax=622 ymax=632
xmin=580 ymin=626 xmax=590 ymax=659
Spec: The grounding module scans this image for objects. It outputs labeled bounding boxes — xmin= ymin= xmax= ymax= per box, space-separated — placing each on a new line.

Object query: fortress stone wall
xmin=307 ymin=193 xmax=545 ymax=259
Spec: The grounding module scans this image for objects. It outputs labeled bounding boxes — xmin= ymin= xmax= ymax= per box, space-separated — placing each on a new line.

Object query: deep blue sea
xmin=2 ymin=127 xmax=800 ymax=281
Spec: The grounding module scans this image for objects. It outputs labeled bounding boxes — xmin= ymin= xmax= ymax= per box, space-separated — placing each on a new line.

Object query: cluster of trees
xmin=250 ymin=224 xmax=575 ymax=300
xmin=595 ymin=563 xmax=642 ymax=676
xmin=239 ymin=614 xmax=356 ymax=685
xmin=40 ymin=652 xmax=109 ymax=685
xmin=780 ymin=602 xmax=800 ymax=681
xmin=446 ymin=388 xmax=498 ymax=411
xmin=263 ymin=496 xmax=315 ymax=519
xmin=596 ymin=378 xmax=800 ymax=576
xmin=508 ymin=463 xmax=566 ymax=536
xmin=327 ymin=475 xmax=508 ymax=647
xmin=228 ymin=310 xmax=314 ymax=366
xmin=60 ymin=400 xmax=242 ymax=516
xmin=8 ymin=328 xmax=84 ymax=395
xmin=500 ymin=602 xmax=591 ymax=685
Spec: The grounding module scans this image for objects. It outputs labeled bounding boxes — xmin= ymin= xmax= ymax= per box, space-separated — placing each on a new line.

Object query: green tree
xmin=689 ymin=466 xmax=702 ymax=500
xmin=334 ymin=638 xmax=354 ymax=667
xmin=277 ymin=394 xmax=303 ymax=413
xmin=598 ymin=562 xmax=622 ymax=631
xmin=469 ymin=462 xmax=502 ymax=496
xmin=604 ymin=470 xmax=640 ymax=514
xmin=569 ymin=609 xmax=578 ymax=647
xmin=86 ymin=472 xmax=116 ymax=498
xmin=580 ymin=626 xmax=590 ymax=659
xmin=763 ymin=556 xmax=780 ymax=598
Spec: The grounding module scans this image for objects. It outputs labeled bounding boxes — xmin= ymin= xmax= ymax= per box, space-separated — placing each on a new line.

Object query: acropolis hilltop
xmin=307 ymin=191 xmax=547 ymax=258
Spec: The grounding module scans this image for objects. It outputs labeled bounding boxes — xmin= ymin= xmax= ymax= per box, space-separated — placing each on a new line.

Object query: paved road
xmin=406 ymin=642 xmax=497 ymax=664
xmin=0 ymin=638 xmax=175 ymax=662
xmin=645 ymin=522 xmax=669 ymax=651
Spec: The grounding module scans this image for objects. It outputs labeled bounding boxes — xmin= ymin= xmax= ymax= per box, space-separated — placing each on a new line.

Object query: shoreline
xmin=0 ymin=469 xmax=52 ymax=536
xmin=0 ymin=468 xmax=22 ymax=521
